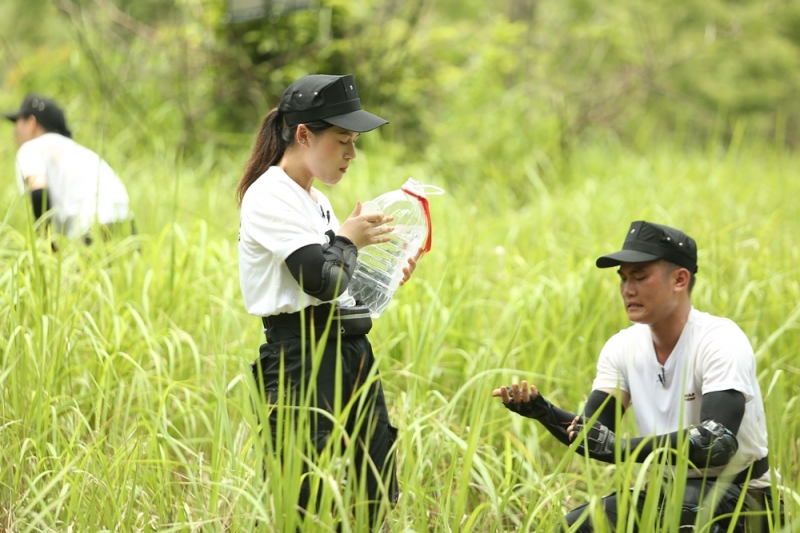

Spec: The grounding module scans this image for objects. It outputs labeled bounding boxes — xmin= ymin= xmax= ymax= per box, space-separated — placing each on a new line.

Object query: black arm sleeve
xmin=284 ymin=236 xmax=358 ymax=301
xmin=700 ymin=389 xmax=745 ymax=434
xmin=30 ymin=188 xmax=52 ymax=220
xmin=584 ymin=390 xmax=625 ymax=433
xmin=623 ymin=389 xmax=744 ymax=462
xmin=581 ymin=390 xmax=745 ymax=464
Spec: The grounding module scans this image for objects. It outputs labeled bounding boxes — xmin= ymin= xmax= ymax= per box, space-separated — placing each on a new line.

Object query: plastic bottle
xmin=347 ymin=178 xmax=444 ymax=318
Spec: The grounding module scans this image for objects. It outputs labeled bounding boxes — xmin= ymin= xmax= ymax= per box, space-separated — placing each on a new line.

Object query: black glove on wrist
xmin=498 ymin=387 xmax=580 ymax=447
xmin=572 ymin=418 xmax=617 ymax=458
xmin=501 ymin=387 xmax=553 ymax=420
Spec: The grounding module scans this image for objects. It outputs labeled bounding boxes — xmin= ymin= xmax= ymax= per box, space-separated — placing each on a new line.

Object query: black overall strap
xmin=732 ymin=455 xmax=770 ymax=485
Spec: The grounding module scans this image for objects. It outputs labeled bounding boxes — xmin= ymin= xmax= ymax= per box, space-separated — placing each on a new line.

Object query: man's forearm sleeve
xmin=622 ymin=432 xmax=682 ymax=463
xmin=584 ymin=390 xmax=624 ymax=432
xmin=539 ymin=401 xmax=579 ymax=446
xmin=30 ymin=188 xmax=52 ymax=220
xmin=622 ymin=390 xmax=743 ymax=465
xmin=700 ymin=389 xmax=745 ymax=434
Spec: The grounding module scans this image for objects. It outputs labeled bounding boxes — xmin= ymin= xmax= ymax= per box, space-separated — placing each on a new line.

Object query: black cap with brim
xmin=3 ymin=94 xmax=72 ymax=137
xmin=322 ymin=109 xmax=387 ymax=133
xmin=4 ymin=110 xmax=23 ymax=121
xmin=595 ymin=220 xmax=698 ymax=273
xmin=596 ymin=249 xmax=663 ymax=268
xmin=279 ymin=74 xmax=388 ymax=133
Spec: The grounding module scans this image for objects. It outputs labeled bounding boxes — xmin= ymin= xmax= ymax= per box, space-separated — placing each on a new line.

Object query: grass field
xmin=0 ymin=134 xmax=798 ymax=531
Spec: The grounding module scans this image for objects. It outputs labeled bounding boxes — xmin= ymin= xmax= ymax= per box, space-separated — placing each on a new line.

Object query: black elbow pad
xmin=687 ymin=420 xmax=739 ymax=467
xmin=311 ymin=236 xmax=358 ymax=300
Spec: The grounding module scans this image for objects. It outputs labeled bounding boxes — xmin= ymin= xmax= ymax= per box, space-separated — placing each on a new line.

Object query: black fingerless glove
xmin=501 ymin=387 xmax=553 ymax=420
xmin=498 ymin=388 xmax=579 ymax=447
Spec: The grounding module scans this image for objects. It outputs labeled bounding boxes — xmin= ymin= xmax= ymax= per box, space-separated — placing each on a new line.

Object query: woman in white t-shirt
xmin=237 ymin=74 xmax=418 ymax=527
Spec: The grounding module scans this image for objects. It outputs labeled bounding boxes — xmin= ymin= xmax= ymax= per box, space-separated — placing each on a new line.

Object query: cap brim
xmin=3 ymin=110 xmax=22 ymax=122
xmin=324 ymin=109 xmax=388 ymax=133
xmin=596 ymin=249 xmax=662 ymax=268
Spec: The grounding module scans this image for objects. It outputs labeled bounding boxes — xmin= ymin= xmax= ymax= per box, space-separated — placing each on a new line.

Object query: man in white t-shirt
xmin=4 ymin=94 xmax=133 ymax=242
xmin=492 ymin=221 xmax=782 ymax=532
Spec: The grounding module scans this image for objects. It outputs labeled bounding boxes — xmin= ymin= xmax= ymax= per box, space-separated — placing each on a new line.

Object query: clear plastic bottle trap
xmin=347 ymin=178 xmax=445 ymax=318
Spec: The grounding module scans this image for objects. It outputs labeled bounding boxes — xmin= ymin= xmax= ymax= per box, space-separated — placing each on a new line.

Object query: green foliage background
xmin=0 ymin=0 xmax=798 ymax=531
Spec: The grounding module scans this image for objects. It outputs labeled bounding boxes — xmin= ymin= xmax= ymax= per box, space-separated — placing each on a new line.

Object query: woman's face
xmin=302 ymin=126 xmax=359 ymax=186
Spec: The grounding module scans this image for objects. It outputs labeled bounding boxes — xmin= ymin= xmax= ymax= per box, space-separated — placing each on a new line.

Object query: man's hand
xmin=492 ymin=380 xmax=552 ymax=419
xmin=492 ymin=381 xmax=584 ymax=446
xmin=492 ymin=380 xmax=538 ymax=403
xmin=568 ymin=416 xmax=616 ymax=457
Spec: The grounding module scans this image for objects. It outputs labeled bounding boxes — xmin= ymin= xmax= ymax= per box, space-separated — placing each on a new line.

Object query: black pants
xmin=564 ymin=479 xmax=782 ymax=532
xmin=251 ymin=326 xmax=398 ymax=528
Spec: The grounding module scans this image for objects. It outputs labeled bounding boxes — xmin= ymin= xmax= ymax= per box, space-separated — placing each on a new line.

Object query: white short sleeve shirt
xmin=238 ymin=166 xmax=356 ymax=317
xmin=592 ymin=308 xmax=770 ymax=485
xmin=15 ymin=133 xmax=131 ymax=238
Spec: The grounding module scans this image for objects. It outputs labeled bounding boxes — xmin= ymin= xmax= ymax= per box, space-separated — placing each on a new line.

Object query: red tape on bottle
xmin=401 ymin=186 xmax=432 ymax=253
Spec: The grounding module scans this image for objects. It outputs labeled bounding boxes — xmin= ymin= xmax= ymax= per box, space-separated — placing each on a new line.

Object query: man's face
xmin=13 ymin=116 xmax=38 ymax=146
xmin=617 ymin=260 xmax=681 ymax=325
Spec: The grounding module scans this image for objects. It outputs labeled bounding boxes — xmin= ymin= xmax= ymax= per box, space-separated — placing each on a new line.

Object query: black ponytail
xmin=237 ymin=109 xmax=284 ymax=206
xmin=237 ymin=110 xmax=333 ymax=206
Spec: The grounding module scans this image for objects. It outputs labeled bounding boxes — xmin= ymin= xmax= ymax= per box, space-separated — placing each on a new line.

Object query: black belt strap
xmin=261 ymin=304 xmax=373 ymax=340
xmin=732 ymin=455 xmax=770 ymax=485
xmin=261 ymin=304 xmax=336 ymax=331
xmin=699 ymin=456 xmax=770 ymax=485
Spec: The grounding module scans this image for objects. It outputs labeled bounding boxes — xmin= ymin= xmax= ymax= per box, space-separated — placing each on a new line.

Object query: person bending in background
xmin=493 ymin=221 xmax=782 ymax=532
xmin=237 ymin=74 xmax=419 ymax=529
xmin=4 ymin=94 xmax=133 ymax=245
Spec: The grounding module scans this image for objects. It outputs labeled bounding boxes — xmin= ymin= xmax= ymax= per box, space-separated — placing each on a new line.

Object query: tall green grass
xmin=1 ymin=135 xmax=798 ymax=531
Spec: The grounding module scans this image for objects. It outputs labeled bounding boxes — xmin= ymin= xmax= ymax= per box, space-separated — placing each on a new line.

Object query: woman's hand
xmin=398 ymin=247 xmax=424 ymax=286
xmin=338 ymin=201 xmax=394 ymax=250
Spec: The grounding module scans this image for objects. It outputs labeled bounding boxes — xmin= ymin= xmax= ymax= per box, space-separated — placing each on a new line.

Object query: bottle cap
xmin=361 ymin=201 xmax=380 ymax=215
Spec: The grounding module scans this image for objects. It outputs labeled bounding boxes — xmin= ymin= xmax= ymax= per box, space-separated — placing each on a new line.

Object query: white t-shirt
xmin=15 ymin=133 xmax=131 ymax=238
xmin=592 ymin=307 xmax=771 ymax=486
xmin=239 ymin=166 xmax=356 ymax=317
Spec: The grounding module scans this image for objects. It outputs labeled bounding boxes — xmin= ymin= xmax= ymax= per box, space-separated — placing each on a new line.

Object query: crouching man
xmin=493 ymin=221 xmax=782 ymax=532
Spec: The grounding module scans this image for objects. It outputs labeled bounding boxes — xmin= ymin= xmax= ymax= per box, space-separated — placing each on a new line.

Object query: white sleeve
xmin=15 ymin=144 xmax=47 ymax=192
xmin=241 ymin=186 xmax=325 ymax=264
xmin=592 ymin=333 xmax=630 ymax=393
xmin=698 ymin=321 xmax=756 ymax=401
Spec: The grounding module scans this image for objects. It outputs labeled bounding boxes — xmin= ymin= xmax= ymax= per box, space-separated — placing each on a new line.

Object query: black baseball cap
xmin=3 ymin=94 xmax=72 ymax=138
xmin=596 ymin=221 xmax=698 ymax=273
xmin=278 ymin=74 xmax=388 ymax=132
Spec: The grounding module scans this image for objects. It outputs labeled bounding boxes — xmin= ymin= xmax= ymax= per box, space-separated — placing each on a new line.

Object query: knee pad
xmin=679 ymin=504 xmax=700 ymax=529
